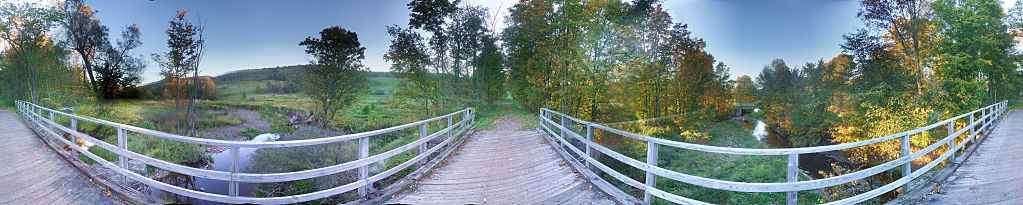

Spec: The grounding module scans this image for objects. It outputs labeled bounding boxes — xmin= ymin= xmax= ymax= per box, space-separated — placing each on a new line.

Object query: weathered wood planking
xmin=0 ymin=111 xmax=123 ymax=205
xmin=921 ymin=111 xmax=1023 ymax=204
xmin=387 ymin=130 xmax=616 ymax=204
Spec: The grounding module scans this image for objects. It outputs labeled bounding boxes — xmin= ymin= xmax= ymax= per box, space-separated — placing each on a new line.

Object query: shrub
xmin=236 ymin=127 xmax=262 ymax=139
xmin=248 ymin=126 xmax=359 ymax=203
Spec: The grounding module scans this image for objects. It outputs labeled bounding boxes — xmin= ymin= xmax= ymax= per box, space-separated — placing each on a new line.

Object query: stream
xmin=737 ymin=119 xmax=851 ymax=179
xmin=151 ymin=133 xmax=279 ymax=204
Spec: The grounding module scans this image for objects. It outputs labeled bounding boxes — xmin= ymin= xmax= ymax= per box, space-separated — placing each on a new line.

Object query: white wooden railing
xmin=540 ymin=100 xmax=1007 ymax=205
xmin=16 ymin=100 xmax=474 ymax=204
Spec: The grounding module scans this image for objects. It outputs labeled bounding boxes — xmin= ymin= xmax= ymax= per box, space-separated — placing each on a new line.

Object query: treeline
xmin=503 ymin=0 xmax=733 ymax=141
xmin=384 ymin=0 xmax=507 ymax=118
xmin=754 ymin=0 xmax=1023 ymax=165
xmin=0 ymin=0 xmax=147 ymax=107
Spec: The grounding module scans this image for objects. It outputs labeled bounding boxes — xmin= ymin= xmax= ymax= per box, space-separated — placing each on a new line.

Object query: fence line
xmin=16 ymin=100 xmax=474 ymax=204
xmin=539 ymin=101 xmax=1007 ymax=205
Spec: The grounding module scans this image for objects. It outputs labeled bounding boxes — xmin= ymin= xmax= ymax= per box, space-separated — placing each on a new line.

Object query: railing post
xmin=229 ymin=146 xmax=239 ymax=196
xmin=947 ymin=121 xmax=955 ymax=160
xmin=982 ymin=108 xmax=988 ymax=133
xmin=117 ymin=127 xmax=128 ymax=183
xmin=358 ymin=136 xmax=369 ymax=198
xmin=786 ymin=154 xmax=798 ymax=205
xmin=71 ymin=118 xmax=78 ymax=152
xmin=418 ymin=123 xmax=427 ymax=168
xmin=585 ymin=123 xmax=594 ymax=170
xmin=969 ymin=114 xmax=975 ymax=143
xmin=560 ymin=115 xmax=566 ymax=142
xmin=447 ymin=116 xmax=452 ymax=140
xmin=901 ymin=134 xmax=911 ymax=190
xmin=644 ymin=142 xmax=658 ymax=205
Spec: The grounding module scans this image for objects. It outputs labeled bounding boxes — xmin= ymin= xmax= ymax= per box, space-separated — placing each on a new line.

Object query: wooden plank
xmin=0 ymin=110 xmax=122 ymax=205
xmin=915 ymin=111 xmax=1023 ymax=204
xmin=387 ymin=130 xmax=614 ymax=204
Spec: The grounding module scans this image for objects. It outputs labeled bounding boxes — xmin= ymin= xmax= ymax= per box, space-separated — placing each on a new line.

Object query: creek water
xmin=151 ymin=133 xmax=279 ymax=204
xmin=737 ymin=119 xmax=850 ymax=179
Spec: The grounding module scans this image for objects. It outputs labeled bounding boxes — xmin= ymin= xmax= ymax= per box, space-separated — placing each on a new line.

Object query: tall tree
xmin=858 ymin=0 xmax=935 ymax=95
xmin=94 ymin=24 xmax=146 ymax=99
xmin=932 ymin=0 xmax=1015 ymax=114
xmin=0 ymin=2 xmax=59 ymax=102
xmin=58 ymin=0 xmax=106 ymax=92
xmin=385 ymin=25 xmax=437 ymax=116
xmin=299 ymin=26 xmax=369 ymax=124
xmin=152 ymin=10 xmax=204 ymax=134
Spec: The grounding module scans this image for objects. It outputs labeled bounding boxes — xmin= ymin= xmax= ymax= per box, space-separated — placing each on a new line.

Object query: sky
xmin=76 ymin=0 xmax=1021 ymax=83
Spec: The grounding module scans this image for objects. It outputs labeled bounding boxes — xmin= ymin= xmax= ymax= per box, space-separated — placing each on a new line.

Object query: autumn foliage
xmin=162 ymin=76 xmax=216 ymax=105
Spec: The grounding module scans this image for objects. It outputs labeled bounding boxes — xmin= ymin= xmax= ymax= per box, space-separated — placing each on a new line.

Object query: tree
xmin=408 ymin=0 xmax=459 ymax=103
xmin=299 ymin=26 xmax=368 ymax=124
xmin=152 ymin=10 xmax=204 ymax=134
xmin=932 ymin=0 xmax=1016 ymax=114
xmin=94 ymin=24 xmax=146 ymax=99
xmin=731 ymin=75 xmax=756 ymax=103
xmin=0 ymin=2 xmax=60 ymax=103
xmin=58 ymin=0 xmax=106 ymax=92
xmin=756 ymin=59 xmax=798 ymax=128
xmin=858 ymin=0 xmax=935 ymax=95
xmin=385 ymin=25 xmax=438 ymax=116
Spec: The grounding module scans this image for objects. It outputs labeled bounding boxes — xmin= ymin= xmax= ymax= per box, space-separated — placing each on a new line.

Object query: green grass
xmin=1010 ymin=97 xmax=1022 ymax=110
xmin=596 ymin=121 xmax=822 ymax=204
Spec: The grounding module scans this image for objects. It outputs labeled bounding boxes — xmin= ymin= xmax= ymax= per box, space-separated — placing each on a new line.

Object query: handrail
xmin=539 ymin=100 xmax=1008 ymax=205
xmin=16 ymin=100 xmax=475 ymax=204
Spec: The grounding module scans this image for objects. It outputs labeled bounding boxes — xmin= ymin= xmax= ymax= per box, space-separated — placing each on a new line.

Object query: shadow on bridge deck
xmin=921 ymin=111 xmax=1023 ymax=204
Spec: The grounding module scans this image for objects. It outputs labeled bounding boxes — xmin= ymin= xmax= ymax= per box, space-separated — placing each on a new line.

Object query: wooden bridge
xmin=2 ymin=100 xmax=1016 ymax=204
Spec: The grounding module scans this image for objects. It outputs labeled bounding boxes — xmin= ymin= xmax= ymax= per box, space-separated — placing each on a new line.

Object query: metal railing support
xmin=358 ymin=137 xmax=369 ymax=198
xmin=786 ymin=154 xmax=798 ymax=205
xmin=644 ymin=142 xmax=659 ymax=205
xmin=229 ymin=146 xmax=239 ymax=196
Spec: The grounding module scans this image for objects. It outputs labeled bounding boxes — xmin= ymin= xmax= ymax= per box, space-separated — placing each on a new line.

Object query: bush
xmin=371 ymin=89 xmax=387 ymax=95
xmin=248 ymin=126 xmax=359 ymax=203
xmin=236 ymin=127 xmax=262 ymax=139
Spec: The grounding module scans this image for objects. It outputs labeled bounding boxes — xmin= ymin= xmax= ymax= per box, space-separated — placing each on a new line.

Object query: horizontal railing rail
xmin=539 ymin=100 xmax=1007 ymax=205
xmin=16 ymin=100 xmax=474 ymax=204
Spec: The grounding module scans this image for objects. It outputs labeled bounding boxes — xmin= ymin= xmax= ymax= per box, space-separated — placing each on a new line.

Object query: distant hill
xmin=141 ymin=65 xmax=392 ymax=97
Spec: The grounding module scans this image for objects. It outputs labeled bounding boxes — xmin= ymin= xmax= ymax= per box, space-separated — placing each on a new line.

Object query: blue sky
xmin=83 ymin=0 xmax=1016 ymax=83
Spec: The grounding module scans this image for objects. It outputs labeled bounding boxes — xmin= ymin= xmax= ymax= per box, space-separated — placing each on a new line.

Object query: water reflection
xmin=152 ymin=133 xmax=279 ymax=204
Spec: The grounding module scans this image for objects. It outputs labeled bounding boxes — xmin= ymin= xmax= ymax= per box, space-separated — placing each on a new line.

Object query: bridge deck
xmin=388 ymin=116 xmax=615 ymax=204
xmin=923 ymin=110 xmax=1023 ymax=204
xmin=0 ymin=111 xmax=123 ymax=205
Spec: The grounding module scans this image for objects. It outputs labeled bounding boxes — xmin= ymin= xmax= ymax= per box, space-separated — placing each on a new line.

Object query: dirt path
xmin=490 ymin=103 xmax=523 ymax=131
xmin=201 ymin=110 xmax=268 ymax=140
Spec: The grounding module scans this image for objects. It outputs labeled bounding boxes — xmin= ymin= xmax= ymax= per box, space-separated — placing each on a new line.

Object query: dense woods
xmin=504 ymin=1 xmax=734 ymax=142
xmin=385 ymin=0 xmax=507 ymax=118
